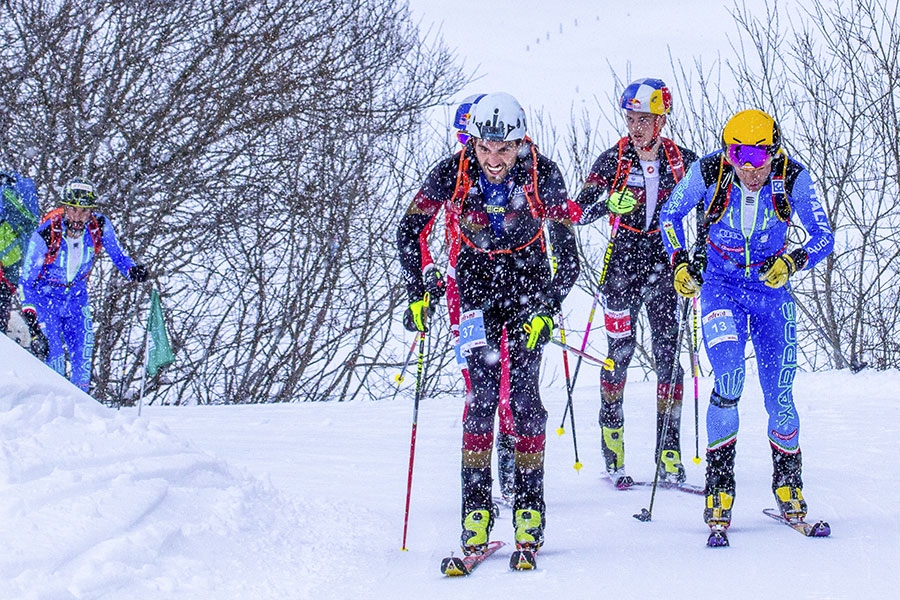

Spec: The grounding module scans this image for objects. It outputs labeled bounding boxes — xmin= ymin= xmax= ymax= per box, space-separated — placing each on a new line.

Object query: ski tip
xmin=707 ymin=531 xmax=729 ymax=547
xmin=509 ymin=549 xmax=537 ymax=571
xmin=440 ymin=556 xmax=469 ymax=576
xmin=633 ymin=508 xmax=652 ymax=522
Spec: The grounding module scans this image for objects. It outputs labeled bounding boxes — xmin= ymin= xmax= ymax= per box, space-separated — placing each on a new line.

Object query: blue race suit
xmin=660 ymin=151 xmax=833 ymax=454
xmin=1 ymin=172 xmax=40 ymax=334
xmin=20 ymin=212 xmax=137 ymax=393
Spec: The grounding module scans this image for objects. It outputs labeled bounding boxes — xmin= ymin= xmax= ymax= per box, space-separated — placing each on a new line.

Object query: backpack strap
xmin=37 ymin=208 xmax=104 ymax=285
xmin=455 ymin=138 xmax=548 ymax=256
xmin=660 ymin=138 xmax=686 ymax=183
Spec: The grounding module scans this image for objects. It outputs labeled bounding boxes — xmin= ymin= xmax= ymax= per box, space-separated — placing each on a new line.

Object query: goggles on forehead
xmin=457 ymin=131 xmax=470 ymax=145
xmin=726 ymin=144 xmax=772 ymax=170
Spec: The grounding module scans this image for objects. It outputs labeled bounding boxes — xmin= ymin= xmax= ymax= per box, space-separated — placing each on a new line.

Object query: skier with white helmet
xmin=397 ymin=92 xmax=579 ymax=560
xmin=575 ymin=78 xmax=698 ymax=489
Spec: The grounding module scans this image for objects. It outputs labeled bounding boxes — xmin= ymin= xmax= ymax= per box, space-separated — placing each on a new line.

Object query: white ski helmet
xmin=466 ymin=92 xmax=527 ymax=142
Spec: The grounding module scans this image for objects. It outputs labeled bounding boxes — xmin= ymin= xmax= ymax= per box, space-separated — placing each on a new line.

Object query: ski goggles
xmin=726 ymin=144 xmax=773 ymax=170
xmin=456 ymin=131 xmax=470 ymax=145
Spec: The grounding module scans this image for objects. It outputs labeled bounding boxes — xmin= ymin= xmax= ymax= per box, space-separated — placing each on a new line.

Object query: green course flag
xmin=147 ymin=289 xmax=174 ymax=377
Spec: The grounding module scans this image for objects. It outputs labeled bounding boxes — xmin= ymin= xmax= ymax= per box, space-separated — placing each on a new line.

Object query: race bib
xmin=459 ymin=309 xmax=487 ymax=356
xmin=702 ymin=309 xmax=738 ymax=348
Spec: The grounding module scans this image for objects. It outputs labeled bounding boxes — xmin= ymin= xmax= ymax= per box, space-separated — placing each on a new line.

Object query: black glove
xmin=422 ymin=265 xmax=446 ymax=302
xmin=21 ymin=308 xmax=41 ymax=337
xmin=31 ymin=329 xmax=50 ymax=361
xmin=129 ymin=264 xmax=149 ymax=282
xmin=21 ymin=309 xmax=49 ymax=361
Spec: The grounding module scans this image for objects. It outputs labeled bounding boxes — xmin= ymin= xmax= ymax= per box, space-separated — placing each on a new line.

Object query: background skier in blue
xmin=659 ymin=109 xmax=834 ymax=535
xmin=20 ymin=176 xmax=148 ymax=394
xmin=1 ymin=169 xmax=47 ymax=356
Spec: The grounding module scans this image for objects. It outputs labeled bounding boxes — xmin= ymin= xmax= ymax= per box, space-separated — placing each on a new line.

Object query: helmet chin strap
xmin=631 ymin=116 xmax=665 ymax=153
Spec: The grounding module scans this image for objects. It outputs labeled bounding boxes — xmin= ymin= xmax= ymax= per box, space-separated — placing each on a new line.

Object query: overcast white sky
xmin=405 ymin=1 xmax=741 ymax=126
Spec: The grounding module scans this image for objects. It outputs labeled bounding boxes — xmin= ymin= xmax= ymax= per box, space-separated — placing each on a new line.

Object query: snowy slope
xmin=2 ymin=330 xmax=899 ymax=599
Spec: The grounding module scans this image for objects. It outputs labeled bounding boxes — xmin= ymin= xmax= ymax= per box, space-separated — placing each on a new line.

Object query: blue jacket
xmin=21 ymin=211 xmax=136 ymax=310
xmin=660 ymin=151 xmax=833 ymax=282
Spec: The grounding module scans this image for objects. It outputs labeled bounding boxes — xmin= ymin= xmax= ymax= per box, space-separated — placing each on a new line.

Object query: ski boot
xmin=772 ymin=447 xmax=806 ymax=520
xmin=461 ymin=509 xmax=493 ymax=556
xmin=658 ymin=449 xmax=687 ymax=484
xmin=704 ymin=488 xmax=733 ymax=547
xmin=602 ymin=426 xmax=633 ymax=489
xmin=774 ymin=486 xmax=807 ymax=521
xmin=704 ymin=442 xmax=736 ymax=547
xmin=513 ymin=508 xmax=544 ymax=551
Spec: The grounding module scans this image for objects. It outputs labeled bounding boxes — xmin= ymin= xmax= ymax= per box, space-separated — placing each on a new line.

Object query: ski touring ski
xmin=440 ymin=541 xmax=505 ymax=576
xmin=509 ymin=547 xmax=537 ymax=570
xmin=707 ymin=525 xmax=729 ymax=547
xmin=762 ymin=508 xmax=831 ymax=537
xmin=634 ymin=480 xmax=705 ymax=496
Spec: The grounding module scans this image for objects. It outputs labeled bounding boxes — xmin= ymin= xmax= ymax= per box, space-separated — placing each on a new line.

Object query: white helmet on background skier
xmin=453 ymin=93 xmax=486 ymax=145
xmin=466 ymin=92 xmax=527 ymax=142
xmin=60 ymin=176 xmax=99 ymax=208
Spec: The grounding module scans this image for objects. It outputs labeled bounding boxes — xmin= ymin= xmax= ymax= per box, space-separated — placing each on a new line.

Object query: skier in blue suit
xmin=20 ymin=177 xmax=148 ymax=394
xmin=659 ymin=110 xmax=834 ymax=534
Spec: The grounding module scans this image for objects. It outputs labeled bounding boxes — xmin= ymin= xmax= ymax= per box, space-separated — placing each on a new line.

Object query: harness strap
xmin=709 ymin=239 xmax=788 ymax=269
xmin=452 ymin=140 xmax=547 ymax=257
xmin=37 ymin=208 xmax=104 ymax=286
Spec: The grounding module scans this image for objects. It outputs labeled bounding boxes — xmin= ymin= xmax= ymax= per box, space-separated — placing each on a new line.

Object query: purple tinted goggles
xmin=727 ymin=144 xmax=772 ymax=169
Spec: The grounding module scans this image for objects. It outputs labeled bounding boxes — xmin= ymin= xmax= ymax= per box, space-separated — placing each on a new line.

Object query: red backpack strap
xmin=446 ymin=150 xmax=471 ymax=217
xmin=660 ymin=138 xmax=686 ymax=182
xmin=521 ymin=141 xmax=544 ymax=219
xmin=38 ymin=208 xmax=65 ymax=269
xmin=88 ymin=214 xmax=104 ymax=254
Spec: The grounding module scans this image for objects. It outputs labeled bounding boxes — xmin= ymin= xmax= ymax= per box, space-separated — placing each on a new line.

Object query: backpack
xmin=37 ymin=207 xmax=105 ymax=283
xmin=700 ymin=149 xmax=798 ymax=225
xmin=0 ymin=171 xmax=40 ymax=269
xmin=445 ymin=138 xmax=546 ymax=255
xmin=607 ymin=136 xmax=687 ymax=232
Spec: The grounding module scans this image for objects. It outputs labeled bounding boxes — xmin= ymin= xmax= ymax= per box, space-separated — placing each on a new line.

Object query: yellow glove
xmin=403 ymin=293 xmax=431 ymax=332
xmin=759 ymin=249 xmax=807 ymax=289
xmin=673 ymin=262 xmax=702 ymax=298
xmin=523 ymin=314 xmax=554 ymax=350
xmin=607 ymin=189 xmax=637 ymax=215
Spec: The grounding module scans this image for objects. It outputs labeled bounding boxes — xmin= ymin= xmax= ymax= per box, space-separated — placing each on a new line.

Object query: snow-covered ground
xmin=2 ymin=331 xmax=898 ymax=599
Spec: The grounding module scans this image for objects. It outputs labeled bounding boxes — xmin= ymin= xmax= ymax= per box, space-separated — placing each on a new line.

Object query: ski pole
xmin=691 ymin=297 xmax=701 ymax=464
xmin=401 ymin=327 xmax=427 ymax=551
xmin=557 ymin=314 xmax=582 ymax=471
xmin=390 ymin=335 xmax=420 ymax=402
xmin=787 ymin=287 xmax=866 ymax=373
xmin=558 ymin=216 xmax=620 ymax=432
xmin=548 ymin=338 xmax=614 ymax=370
xmin=635 ymin=297 xmax=691 ymax=522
